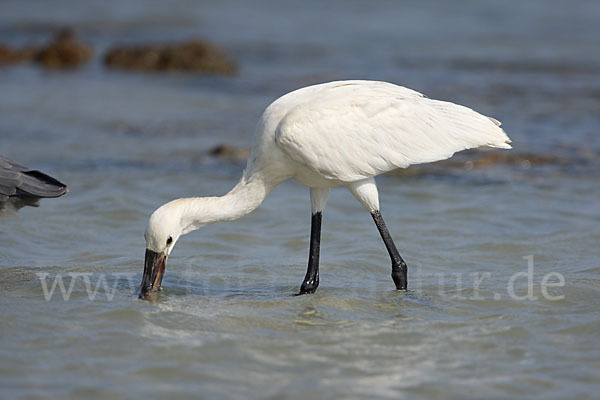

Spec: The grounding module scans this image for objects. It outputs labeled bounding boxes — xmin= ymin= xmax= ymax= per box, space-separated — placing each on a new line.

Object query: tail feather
xmin=485 ymin=116 xmax=512 ymax=149
xmin=488 ymin=117 xmax=502 ymax=127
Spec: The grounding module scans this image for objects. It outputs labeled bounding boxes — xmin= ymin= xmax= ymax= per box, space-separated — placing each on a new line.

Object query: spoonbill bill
xmin=140 ymin=80 xmax=511 ymax=298
xmin=0 ymin=155 xmax=67 ymax=211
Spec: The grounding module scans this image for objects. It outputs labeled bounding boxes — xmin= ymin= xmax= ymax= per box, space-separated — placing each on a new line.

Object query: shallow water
xmin=1 ymin=0 xmax=600 ymax=399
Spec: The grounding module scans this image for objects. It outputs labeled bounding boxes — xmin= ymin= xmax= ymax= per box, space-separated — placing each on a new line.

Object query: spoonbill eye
xmin=166 ymin=236 xmax=173 ymax=245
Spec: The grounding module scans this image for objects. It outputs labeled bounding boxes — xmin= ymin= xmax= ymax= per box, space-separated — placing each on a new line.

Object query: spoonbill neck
xmin=178 ymin=173 xmax=277 ymax=234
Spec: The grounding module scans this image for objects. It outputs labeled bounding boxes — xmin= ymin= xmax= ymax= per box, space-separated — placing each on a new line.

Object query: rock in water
xmin=104 ymin=40 xmax=237 ymax=75
xmin=35 ymin=27 xmax=92 ymax=69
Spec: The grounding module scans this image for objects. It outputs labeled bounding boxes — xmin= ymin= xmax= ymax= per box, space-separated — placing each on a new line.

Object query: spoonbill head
xmin=139 ymin=80 xmax=511 ymax=299
xmin=140 ymin=201 xmax=183 ymax=298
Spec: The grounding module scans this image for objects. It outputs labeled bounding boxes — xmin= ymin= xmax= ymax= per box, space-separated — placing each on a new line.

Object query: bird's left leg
xmin=371 ymin=210 xmax=408 ymax=290
xmin=348 ymin=178 xmax=407 ymax=290
xmin=299 ymin=187 xmax=330 ymax=295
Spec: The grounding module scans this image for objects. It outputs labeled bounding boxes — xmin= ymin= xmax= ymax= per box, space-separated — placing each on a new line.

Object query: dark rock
xmin=389 ymin=150 xmax=574 ymax=177
xmin=104 ymin=40 xmax=237 ymax=75
xmin=0 ymin=44 xmax=14 ymax=64
xmin=0 ymin=43 xmax=40 ymax=65
xmin=34 ymin=27 xmax=92 ymax=69
xmin=208 ymin=144 xmax=250 ymax=161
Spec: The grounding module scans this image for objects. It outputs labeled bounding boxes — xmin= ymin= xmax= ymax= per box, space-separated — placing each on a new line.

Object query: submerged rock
xmin=457 ymin=151 xmax=570 ymax=169
xmin=34 ymin=27 xmax=92 ymax=68
xmin=104 ymin=40 xmax=237 ymax=75
xmin=0 ymin=27 xmax=91 ymax=68
xmin=389 ymin=150 xmax=574 ymax=177
xmin=0 ymin=44 xmax=16 ymax=64
xmin=0 ymin=43 xmax=40 ymax=65
xmin=208 ymin=144 xmax=250 ymax=162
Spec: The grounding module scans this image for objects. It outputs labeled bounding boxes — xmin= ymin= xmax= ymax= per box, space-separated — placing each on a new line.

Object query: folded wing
xmin=275 ymin=82 xmax=511 ymax=182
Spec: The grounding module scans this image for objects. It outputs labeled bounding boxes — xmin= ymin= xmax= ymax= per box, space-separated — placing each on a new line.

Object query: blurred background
xmin=1 ymin=1 xmax=599 ymax=399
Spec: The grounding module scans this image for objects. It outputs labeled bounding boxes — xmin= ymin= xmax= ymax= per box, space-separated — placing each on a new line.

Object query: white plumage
xmin=139 ymin=80 xmax=511 ymax=298
xmin=275 ymin=81 xmax=509 ymax=182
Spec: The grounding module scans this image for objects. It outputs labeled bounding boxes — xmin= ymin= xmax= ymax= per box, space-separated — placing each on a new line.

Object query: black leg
xmin=371 ymin=210 xmax=408 ymax=290
xmin=299 ymin=211 xmax=322 ymax=295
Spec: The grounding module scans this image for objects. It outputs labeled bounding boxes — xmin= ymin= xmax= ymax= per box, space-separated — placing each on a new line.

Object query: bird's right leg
xmin=299 ymin=211 xmax=321 ymax=294
xmin=298 ymin=188 xmax=330 ymax=295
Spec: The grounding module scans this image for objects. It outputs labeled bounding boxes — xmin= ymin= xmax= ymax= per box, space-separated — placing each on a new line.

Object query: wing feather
xmin=275 ymin=83 xmax=511 ymax=181
xmin=0 ymin=155 xmax=68 ymax=199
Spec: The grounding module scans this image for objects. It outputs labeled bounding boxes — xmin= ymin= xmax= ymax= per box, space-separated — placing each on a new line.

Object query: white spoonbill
xmin=140 ymin=80 xmax=511 ymax=299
